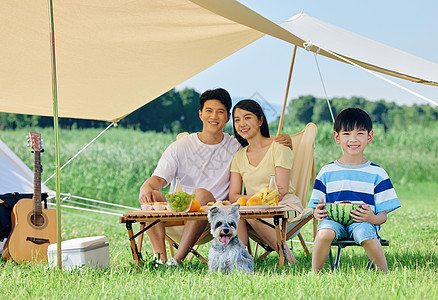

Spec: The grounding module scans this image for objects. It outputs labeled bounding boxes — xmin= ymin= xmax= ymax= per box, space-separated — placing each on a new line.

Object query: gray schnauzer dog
xmin=207 ymin=205 xmax=254 ymax=273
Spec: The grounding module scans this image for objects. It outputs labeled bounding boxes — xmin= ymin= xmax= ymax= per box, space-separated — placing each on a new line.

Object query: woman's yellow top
xmin=230 ymin=141 xmax=294 ymax=196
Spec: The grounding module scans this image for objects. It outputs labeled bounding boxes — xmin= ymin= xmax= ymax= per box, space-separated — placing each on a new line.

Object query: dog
xmin=207 ymin=204 xmax=254 ymax=273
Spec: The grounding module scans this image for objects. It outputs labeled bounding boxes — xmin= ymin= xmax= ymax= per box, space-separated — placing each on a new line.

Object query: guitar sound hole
xmin=30 ymin=213 xmax=46 ymax=227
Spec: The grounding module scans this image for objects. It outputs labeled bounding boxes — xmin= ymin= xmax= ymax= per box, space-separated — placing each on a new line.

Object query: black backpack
xmin=0 ymin=192 xmax=48 ymax=239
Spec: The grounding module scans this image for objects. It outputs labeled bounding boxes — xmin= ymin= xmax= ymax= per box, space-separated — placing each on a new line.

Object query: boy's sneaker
xmin=166 ymin=257 xmax=179 ymax=267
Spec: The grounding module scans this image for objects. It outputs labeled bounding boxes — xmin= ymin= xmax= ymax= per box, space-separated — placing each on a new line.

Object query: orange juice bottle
xmin=173 ymin=176 xmax=183 ymax=194
xmin=268 ymin=174 xmax=279 ymax=206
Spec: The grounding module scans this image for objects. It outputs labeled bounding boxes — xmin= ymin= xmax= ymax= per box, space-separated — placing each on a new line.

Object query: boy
xmin=309 ymin=107 xmax=400 ymax=272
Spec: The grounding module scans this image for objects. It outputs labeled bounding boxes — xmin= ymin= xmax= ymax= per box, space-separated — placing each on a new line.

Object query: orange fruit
xmin=236 ymin=197 xmax=248 ymax=206
xmin=188 ymin=199 xmax=201 ymax=212
xmin=247 ymin=196 xmax=262 ymax=206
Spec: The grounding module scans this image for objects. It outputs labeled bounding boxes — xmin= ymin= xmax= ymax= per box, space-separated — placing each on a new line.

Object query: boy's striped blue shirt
xmin=309 ymin=160 xmax=401 ymax=214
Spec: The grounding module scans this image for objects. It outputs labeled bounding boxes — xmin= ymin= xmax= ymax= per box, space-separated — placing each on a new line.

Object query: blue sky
xmin=176 ymin=0 xmax=437 ymax=109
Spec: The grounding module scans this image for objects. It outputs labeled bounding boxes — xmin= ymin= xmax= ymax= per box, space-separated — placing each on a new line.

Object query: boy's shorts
xmin=318 ymin=219 xmax=380 ymax=244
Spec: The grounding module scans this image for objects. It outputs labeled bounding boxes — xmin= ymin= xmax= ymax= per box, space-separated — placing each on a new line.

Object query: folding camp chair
xmin=248 ymin=122 xmax=318 ymax=259
xmin=329 ymin=239 xmax=390 ymax=271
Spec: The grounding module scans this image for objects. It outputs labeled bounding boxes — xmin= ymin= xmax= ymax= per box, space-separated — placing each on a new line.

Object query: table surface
xmin=119 ymin=207 xmax=294 ymax=223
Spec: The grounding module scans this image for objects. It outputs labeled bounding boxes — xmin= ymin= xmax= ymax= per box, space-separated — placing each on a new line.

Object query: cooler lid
xmin=48 ymin=236 xmax=108 ymax=251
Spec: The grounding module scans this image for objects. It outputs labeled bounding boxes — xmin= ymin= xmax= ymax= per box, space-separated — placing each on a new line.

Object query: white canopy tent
xmin=0 ymin=137 xmax=134 ymax=215
xmin=0 ymin=138 xmax=53 ymax=196
xmin=0 ymin=0 xmax=437 ymax=123
xmin=275 ymin=13 xmax=438 ymax=86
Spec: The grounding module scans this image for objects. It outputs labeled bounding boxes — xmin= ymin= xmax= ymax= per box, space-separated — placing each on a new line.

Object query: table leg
xmin=126 ymin=221 xmax=142 ymax=265
xmin=138 ymin=222 xmax=145 ymax=253
xmin=274 ymin=216 xmax=284 ymax=267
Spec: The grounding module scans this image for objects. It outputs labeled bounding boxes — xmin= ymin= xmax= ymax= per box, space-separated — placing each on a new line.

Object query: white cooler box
xmin=47 ymin=236 xmax=109 ymax=269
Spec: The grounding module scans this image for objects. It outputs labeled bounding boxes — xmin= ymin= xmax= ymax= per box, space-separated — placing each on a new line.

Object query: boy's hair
xmin=334 ymin=107 xmax=373 ymax=133
xmin=199 ymin=88 xmax=232 ymax=113
xmin=232 ymin=99 xmax=270 ymax=147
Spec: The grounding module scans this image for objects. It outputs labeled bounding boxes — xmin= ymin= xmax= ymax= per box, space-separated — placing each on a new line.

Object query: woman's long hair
xmin=232 ymin=99 xmax=270 ymax=147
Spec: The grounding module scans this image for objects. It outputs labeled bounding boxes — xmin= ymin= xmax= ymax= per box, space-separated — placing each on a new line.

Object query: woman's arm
xmin=275 ymin=166 xmax=291 ymax=201
xmin=229 ymin=172 xmax=244 ymax=203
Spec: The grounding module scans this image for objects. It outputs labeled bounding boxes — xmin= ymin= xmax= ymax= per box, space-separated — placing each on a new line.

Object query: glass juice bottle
xmin=268 ymin=174 xmax=279 ymax=206
xmin=173 ymin=176 xmax=183 ymax=194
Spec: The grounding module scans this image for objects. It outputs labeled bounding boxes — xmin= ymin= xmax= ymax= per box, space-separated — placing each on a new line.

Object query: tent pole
xmin=277 ymin=45 xmax=298 ymax=136
xmin=47 ymin=0 xmax=62 ymax=269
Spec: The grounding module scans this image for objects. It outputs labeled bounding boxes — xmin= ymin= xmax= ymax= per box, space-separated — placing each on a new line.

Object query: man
xmin=139 ymin=88 xmax=291 ymax=266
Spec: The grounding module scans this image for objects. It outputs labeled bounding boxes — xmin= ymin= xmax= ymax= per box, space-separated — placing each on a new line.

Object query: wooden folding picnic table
xmin=119 ymin=208 xmax=298 ymax=267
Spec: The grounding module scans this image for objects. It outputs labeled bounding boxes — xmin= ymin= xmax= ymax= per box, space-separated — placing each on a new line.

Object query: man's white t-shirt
xmin=152 ymin=133 xmax=241 ymax=201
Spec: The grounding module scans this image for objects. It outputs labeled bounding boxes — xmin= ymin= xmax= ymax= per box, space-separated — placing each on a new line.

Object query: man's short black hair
xmin=199 ymin=88 xmax=232 ymax=113
xmin=334 ymin=107 xmax=373 ymax=133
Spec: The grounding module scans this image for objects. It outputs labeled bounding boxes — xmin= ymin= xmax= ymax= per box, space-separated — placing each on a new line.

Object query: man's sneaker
xmin=166 ymin=257 xmax=179 ymax=266
xmin=148 ymin=258 xmax=165 ymax=268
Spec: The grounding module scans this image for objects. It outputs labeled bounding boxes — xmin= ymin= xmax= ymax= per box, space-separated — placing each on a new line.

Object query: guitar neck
xmin=34 ymin=150 xmax=42 ymax=214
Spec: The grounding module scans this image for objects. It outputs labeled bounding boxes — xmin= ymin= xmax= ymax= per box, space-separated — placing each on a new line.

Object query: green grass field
xmin=0 ymin=124 xmax=437 ymax=299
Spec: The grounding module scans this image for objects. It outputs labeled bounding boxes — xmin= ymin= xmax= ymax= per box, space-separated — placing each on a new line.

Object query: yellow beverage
xmin=268 ymin=174 xmax=278 ymax=206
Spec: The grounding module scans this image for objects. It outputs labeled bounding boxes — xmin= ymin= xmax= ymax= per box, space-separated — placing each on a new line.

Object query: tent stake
xmin=47 ymin=0 xmax=62 ymax=269
xmin=277 ymin=45 xmax=298 ymax=136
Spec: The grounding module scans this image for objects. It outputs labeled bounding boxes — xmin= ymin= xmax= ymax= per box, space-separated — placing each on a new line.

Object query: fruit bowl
xmin=325 ymin=202 xmax=366 ymax=226
xmin=165 ymin=191 xmax=194 ymax=213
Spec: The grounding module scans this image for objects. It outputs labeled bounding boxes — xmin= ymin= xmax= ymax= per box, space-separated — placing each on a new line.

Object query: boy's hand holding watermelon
xmin=313 ymin=199 xmax=327 ymax=221
xmin=351 ymin=204 xmax=388 ymax=225
xmin=351 ymin=204 xmax=374 ymax=223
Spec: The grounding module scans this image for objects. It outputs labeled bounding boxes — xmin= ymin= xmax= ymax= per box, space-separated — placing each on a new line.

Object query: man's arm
xmin=273 ymin=134 xmax=292 ymax=150
xmin=139 ymin=175 xmax=167 ymax=204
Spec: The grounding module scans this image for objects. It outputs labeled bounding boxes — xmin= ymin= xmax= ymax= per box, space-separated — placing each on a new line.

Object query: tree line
xmin=1 ymin=89 xmax=437 ymax=132
xmin=284 ymin=95 xmax=438 ymax=131
xmin=0 ymin=88 xmax=202 ymax=133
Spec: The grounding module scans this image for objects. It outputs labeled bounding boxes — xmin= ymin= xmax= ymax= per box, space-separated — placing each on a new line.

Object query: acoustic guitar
xmin=2 ymin=132 xmax=56 ymax=263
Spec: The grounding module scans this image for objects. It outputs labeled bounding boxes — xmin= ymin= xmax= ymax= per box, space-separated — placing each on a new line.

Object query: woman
xmin=229 ymin=99 xmax=303 ymax=264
